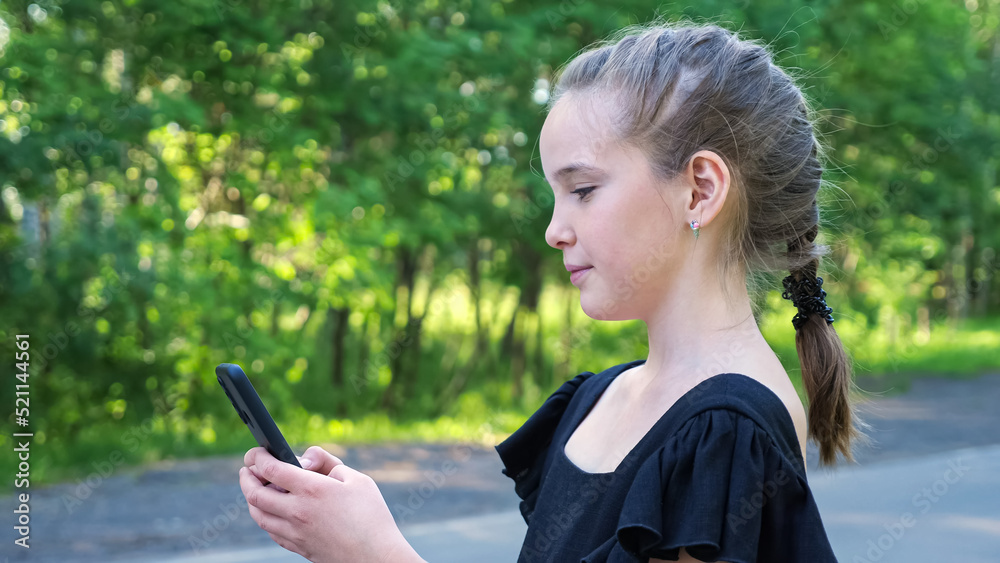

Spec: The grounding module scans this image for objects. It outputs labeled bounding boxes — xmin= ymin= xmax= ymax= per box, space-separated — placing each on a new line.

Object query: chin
xmin=580 ymin=294 xmax=636 ymax=322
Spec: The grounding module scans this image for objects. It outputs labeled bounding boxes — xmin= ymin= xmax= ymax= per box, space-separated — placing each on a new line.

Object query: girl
xmin=238 ymin=20 xmax=871 ymax=563
xmin=496 ymin=21 xmax=873 ymax=562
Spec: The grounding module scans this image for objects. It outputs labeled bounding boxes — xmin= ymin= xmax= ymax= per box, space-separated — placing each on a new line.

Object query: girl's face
xmin=540 ymin=93 xmax=689 ymax=321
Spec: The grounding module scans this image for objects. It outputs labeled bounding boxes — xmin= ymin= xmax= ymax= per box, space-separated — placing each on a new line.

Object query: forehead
xmin=539 ymin=94 xmax=618 ymax=182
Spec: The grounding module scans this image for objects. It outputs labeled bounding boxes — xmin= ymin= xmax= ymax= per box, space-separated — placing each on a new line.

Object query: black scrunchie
xmin=781 ymin=274 xmax=835 ymax=330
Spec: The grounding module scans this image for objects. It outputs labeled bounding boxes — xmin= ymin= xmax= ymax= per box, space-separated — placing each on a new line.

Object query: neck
xmin=630 ymin=265 xmax=767 ymax=394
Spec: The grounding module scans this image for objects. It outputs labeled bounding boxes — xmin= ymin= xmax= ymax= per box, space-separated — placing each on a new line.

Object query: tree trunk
xmin=972 ymin=161 xmax=996 ymax=317
xmin=39 ymin=197 xmax=50 ymax=252
xmin=355 ymin=313 xmax=371 ymax=417
xmin=402 ymin=246 xmax=439 ymax=412
xmin=329 ymin=305 xmax=349 ymax=417
xmin=432 ymin=240 xmax=488 ymax=414
xmin=513 ymin=243 xmax=543 ymax=392
xmin=511 ymin=302 xmax=526 ymax=401
xmin=502 ymin=305 xmax=517 ymax=358
xmin=382 ymin=247 xmax=417 ymax=413
xmin=381 ymin=245 xmax=438 ymax=415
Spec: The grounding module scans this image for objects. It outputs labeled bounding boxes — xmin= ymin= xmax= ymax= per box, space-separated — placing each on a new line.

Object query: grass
xmin=761 ymin=301 xmax=1000 ymax=399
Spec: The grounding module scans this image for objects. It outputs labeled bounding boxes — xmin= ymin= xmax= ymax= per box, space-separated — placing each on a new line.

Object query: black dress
xmin=495 ymin=359 xmax=839 ymax=562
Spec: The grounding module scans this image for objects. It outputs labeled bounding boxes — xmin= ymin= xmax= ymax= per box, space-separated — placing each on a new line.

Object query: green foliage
xmin=0 ymin=0 xmax=997 ymax=488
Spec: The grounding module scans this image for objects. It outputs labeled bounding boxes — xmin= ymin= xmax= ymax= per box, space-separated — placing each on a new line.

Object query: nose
xmin=545 ymin=206 xmax=575 ymax=250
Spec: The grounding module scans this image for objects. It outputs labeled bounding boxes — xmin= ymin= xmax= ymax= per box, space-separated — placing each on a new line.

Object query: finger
xmin=244 ymin=446 xmax=263 ymax=468
xmin=246 ymin=499 xmax=298 ymax=543
xmin=245 ymin=464 xmax=267 ymax=486
xmin=240 ymin=466 xmax=296 ymax=518
xmin=246 ymin=448 xmax=310 ymax=492
xmin=246 ymin=464 xmax=269 ymax=485
xmin=266 ymin=482 xmax=289 ymax=494
xmin=328 ymin=462 xmax=364 ymax=483
xmin=248 ymin=465 xmax=290 ymax=493
xmin=294 ymin=454 xmax=320 ymax=471
xmin=267 ymin=531 xmax=305 ymax=559
xmin=301 ymin=445 xmax=346 ymax=475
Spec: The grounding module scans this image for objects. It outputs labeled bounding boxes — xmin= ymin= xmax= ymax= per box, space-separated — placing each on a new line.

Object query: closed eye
xmin=570 ymin=186 xmax=596 ymax=201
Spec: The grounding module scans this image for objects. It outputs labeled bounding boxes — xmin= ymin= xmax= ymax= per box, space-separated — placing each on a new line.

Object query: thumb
xmin=301 ymin=445 xmax=345 ymax=474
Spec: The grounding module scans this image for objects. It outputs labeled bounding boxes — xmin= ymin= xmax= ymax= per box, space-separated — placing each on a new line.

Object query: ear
xmin=684 ymin=150 xmax=731 ymax=227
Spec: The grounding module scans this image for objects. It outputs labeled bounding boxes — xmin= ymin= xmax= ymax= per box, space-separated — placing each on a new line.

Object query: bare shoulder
xmin=751 ymin=369 xmax=809 ymax=467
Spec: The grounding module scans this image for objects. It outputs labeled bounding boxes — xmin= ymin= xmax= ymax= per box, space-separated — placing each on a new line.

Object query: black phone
xmin=216 ymin=362 xmax=302 ymax=468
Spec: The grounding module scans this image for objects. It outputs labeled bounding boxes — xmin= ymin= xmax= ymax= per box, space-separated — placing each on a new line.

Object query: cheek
xmin=613 ymin=228 xmax=680 ymax=286
xmin=589 ymin=190 xmax=677 ymax=272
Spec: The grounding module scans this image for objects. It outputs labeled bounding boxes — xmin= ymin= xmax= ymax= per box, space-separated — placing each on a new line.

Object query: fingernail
xmin=301 ymin=458 xmax=313 ymax=469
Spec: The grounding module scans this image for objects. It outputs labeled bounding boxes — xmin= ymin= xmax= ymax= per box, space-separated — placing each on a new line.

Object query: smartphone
xmin=216 ymin=362 xmax=302 ymax=468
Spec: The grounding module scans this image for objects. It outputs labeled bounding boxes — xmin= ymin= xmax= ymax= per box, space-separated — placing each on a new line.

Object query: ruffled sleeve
xmin=611 ymin=408 xmax=837 ymax=563
xmin=495 ymin=371 xmax=595 ymax=525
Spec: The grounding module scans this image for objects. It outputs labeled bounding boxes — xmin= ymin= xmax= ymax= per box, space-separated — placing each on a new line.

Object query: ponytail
xmin=785 ymin=225 xmax=873 ymax=466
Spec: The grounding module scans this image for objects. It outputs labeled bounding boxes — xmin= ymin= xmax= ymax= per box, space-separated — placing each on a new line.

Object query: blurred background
xmin=0 ymin=0 xmax=998 ymax=561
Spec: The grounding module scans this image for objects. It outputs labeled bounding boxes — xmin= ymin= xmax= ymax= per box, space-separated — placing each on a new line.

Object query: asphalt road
xmin=121 ymin=444 xmax=1000 ymax=563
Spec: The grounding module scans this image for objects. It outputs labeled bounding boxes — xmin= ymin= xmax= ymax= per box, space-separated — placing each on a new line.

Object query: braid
xmin=782 ymin=223 xmax=835 ymax=330
xmin=784 ymin=219 xmax=873 ymax=466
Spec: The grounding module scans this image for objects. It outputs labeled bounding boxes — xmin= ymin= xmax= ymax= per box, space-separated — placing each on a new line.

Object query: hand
xmin=239 ymin=445 xmax=422 ymax=563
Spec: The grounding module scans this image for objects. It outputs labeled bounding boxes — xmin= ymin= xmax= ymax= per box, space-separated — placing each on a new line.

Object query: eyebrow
xmin=547 ymin=162 xmax=608 ymax=186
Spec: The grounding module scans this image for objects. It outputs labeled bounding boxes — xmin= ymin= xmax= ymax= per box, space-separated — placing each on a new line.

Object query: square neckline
xmin=559 ymin=359 xmax=785 ymax=476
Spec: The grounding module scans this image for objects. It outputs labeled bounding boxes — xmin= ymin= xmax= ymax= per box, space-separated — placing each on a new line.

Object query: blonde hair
xmin=547 ymin=20 xmax=872 ymax=466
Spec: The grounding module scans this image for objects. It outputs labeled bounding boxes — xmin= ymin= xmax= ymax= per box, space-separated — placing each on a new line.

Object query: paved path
xmin=3 ymin=370 xmax=998 ymax=562
xmin=810 ymin=443 xmax=1000 ymax=563
xmin=121 ymin=444 xmax=1000 ymax=563
xmin=837 ymin=371 xmax=1000 ymax=466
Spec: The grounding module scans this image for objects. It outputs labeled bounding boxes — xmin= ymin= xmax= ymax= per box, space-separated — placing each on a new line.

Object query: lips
xmin=565 ymin=263 xmax=592 ymax=273
xmin=569 ymin=266 xmax=593 ymax=285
